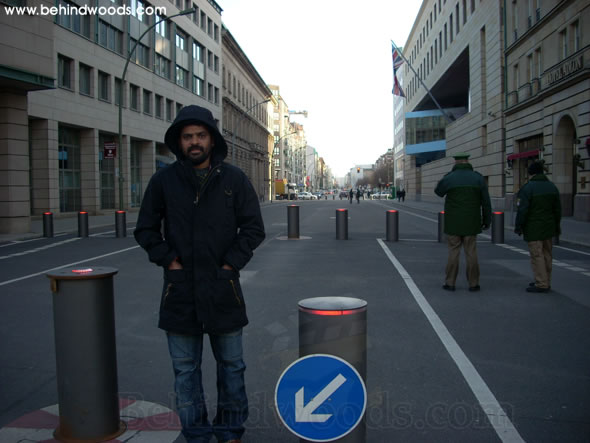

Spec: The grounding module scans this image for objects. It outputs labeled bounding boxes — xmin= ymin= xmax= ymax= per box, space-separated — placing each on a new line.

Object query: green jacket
xmin=435 ymin=163 xmax=492 ymax=236
xmin=515 ymin=174 xmax=561 ymax=241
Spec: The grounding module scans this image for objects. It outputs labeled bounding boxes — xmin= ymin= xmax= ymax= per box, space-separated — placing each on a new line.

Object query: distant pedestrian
xmin=349 ymin=188 xmax=353 ymax=204
xmin=397 ymin=189 xmax=401 ymax=201
xmin=356 ymin=189 xmax=361 ymax=204
xmin=400 ymin=189 xmax=406 ymax=202
xmin=134 ymin=105 xmax=265 ymax=443
xmin=515 ymin=161 xmax=561 ymax=293
xmin=435 ymin=153 xmax=491 ymax=292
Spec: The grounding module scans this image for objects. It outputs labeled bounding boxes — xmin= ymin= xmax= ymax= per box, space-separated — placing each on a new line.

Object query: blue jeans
xmin=167 ymin=330 xmax=248 ymax=443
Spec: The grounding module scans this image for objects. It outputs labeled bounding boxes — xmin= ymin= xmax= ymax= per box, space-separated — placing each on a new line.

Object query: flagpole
xmin=391 ymin=40 xmax=453 ymax=124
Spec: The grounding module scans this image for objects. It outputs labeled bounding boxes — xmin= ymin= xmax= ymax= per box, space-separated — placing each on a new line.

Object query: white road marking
xmin=0 ymin=237 xmax=81 ymax=260
xmin=377 ymin=238 xmax=525 ymax=443
xmin=0 ymin=246 xmax=140 ymax=287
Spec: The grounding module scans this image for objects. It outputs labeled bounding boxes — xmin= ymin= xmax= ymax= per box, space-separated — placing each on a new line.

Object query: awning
xmin=507 ymin=149 xmax=539 ymax=160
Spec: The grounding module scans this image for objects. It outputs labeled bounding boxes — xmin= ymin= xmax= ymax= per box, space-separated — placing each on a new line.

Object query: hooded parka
xmin=134 ymin=106 xmax=265 ymax=335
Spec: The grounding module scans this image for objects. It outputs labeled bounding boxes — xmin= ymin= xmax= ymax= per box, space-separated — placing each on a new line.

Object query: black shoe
xmin=529 ymin=282 xmax=550 ymax=290
xmin=468 ymin=285 xmax=481 ymax=292
xmin=442 ymin=284 xmax=455 ymax=291
xmin=526 ymin=286 xmax=550 ymax=293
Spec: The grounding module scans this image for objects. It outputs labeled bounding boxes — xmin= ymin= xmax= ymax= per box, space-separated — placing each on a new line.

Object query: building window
xmin=58 ymin=126 xmax=81 ymax=212
xmin=58 ymin=54 xmax=73 ymax=89
xmin=176 ymin=66 xmax=188 ymax=88
xmin=166 ymin=99 xmax=173 ymax=121
xmin=571 ymin=20 xmax=580 ymax=53
xmin=192 ymin=4 xmax=198 ymax=25
xmin=214 ymin=55 xmax=219 ymax=73
xmin=462 ymin=0 xmax=467 ymax=24
xmin=131 ymin=38 xmax=150 ymax=68
xmin=131 ymin=0 xmax=148 ymax=23
xmin=214 ymin=87 xmax=219 ymax=105
xmin=534 ymin=48 xmax=542 ymax=78
xmin=98 ymin=71 xmax=110 ymax=101
xmin=79 ymin=63 xmax=92 ymax=96
xmin=155 ymin=94 xmax=163 ymax=119
xmin=455 ymin=3 xmax=460 ymax=33
xmin=208 ymin=83 xmax=213 ymax=102
xmin=193 ymin=76 xmax=204 ymax=96
xmin=176 ymin=102 xmax=183 ymax=116
xmin=513 ymin=64 xmax=519 ymax=91
xmin=143 ymin=89 xmax=152 ymax=114
xmin=207 ymin=18 xmax=213 ymax=37
xmin=155 ymin=54 xmax=170 ymax=79
xmin=449 ymin=14 xmax=453 ymax=42
xmin=155 ymin=14 xmax=169 ymax=38
xmin=193 ymin=41 xmax=203 ymax=62
xmin=559 ymin=28 xmax=567 ymax=59
xmin=200 ymin=11 xmax=206 ymax=31
xmin=56 ymin=0 xmax=90 ymax=38
xmin=175 ymin=31 xmax=186 ymax=51
xmin=130 ymin=84 xmax=139 ymax=110
xmin=115 ymin=78 xmax=124 ymax=106
xmin=512 ymin=2 xmax=518 ymax=41
xmin=444 ymin=23 xmax=448 ymax=50
xmin=98 ymin=20 xmax=123 ymax=54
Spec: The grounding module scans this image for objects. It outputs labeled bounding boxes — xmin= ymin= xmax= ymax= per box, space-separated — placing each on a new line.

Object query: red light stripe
xmin=300 ymin=307 xmax=366 ymax=316
xmin=493 ymin=211 xmax=504 ymax=215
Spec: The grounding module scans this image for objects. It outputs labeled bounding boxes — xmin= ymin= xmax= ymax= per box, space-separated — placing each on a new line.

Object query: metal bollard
xmin=288 ymin=205 xmax=300 ymax=239
xmin=43 ymin=212 xmax=54 ymax=238
xmin=115 ymin=211 xmax=126 ymax=238
xmin=78 ymin=211 xmax=89 ymax=238
xmin=491 ymin=212 xmax=504 ymax=244
xmin=336 ymin=209 xmax=348 ymax=240
xmin=299 ymin=297 xmax=367 ymax=443
xmin=386 ymin=210 xmax=399 ymax=242
xmin=438 ymin=211 xmax=445 ymax=243
xmin=46 ymin=267 xmax=125 ymax=442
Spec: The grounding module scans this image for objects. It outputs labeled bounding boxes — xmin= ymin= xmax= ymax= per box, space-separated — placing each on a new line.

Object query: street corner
xmin=0 ymin=397 xmax=181 ymax=443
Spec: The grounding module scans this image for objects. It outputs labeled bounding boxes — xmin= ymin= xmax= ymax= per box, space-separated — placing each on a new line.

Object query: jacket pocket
xmin=161 ymin=269 xmax=196 ymax=326
xmin=213 ymin=268 xmax=244 ymax=312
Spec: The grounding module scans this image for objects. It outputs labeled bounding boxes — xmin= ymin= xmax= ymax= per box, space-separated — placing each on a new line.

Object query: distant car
xmin=371 ymin=192 xmax=392 ymax=200
xmin=297 ymin=192 xmax=315 ymax=200
xmin=339 ymin=190 xmax=349 ymax=199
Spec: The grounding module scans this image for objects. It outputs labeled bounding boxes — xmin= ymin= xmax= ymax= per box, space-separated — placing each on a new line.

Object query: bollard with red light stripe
xmin=386 ymin=210 xmax=399 ymax=242
xmin=43 ymin=212 xmax=53 ymax=238
xmin=78 ymin=211 xmax=89 ymax=237
xmin=115 ymin=210 xmax=126 ymax=238
xmin=298 ymin=297 xmax=367 ymax=442
xmin=288 ymin=205 xmax=300 ymax=239
xmin=491 ymin=211 xmax=504 ymax=243
xmin=438 ymin=211 xmax=445 ymax=243
xmin=336 ymin=209 xmax=348 ymax=240
xmin=46 ymin=267 xmax=124 ymax=442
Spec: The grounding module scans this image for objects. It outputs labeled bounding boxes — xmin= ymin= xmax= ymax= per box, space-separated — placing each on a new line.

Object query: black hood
xmin=164 ymin=105 xmax=228 ymax=163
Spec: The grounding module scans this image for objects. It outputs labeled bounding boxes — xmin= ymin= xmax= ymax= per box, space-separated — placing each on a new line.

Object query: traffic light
xmin=357 ymin=167 xmax=360 ymax=173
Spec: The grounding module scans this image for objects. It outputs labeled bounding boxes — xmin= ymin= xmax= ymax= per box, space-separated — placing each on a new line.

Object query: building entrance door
xmin=553 ymin=116 xmax=576 ymax=216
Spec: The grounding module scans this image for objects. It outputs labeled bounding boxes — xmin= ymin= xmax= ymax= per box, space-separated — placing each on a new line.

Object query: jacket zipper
xmin=164 ymin=283 xmax=172 ymax=303
xmin=193 ymin=166 xmax=218 ymax=206
xmin=229 ymin=279 xmax=241 ymax=306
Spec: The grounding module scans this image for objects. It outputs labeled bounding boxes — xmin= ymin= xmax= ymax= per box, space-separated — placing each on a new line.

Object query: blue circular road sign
xmin=275 ymin=354 xmax=367 ymax=442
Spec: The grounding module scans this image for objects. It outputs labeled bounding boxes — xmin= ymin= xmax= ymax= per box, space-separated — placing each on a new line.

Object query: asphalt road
xmin=1 ymin=199 xmax=589 ymax=442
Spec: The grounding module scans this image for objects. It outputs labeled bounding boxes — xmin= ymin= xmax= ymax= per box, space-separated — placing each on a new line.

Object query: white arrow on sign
xmin=295 ymin=373 xmax=347 ymax=423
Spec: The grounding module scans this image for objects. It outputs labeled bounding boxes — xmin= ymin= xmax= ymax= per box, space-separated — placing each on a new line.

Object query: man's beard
xmin=186 ymin=146 xmax=211 ymax=166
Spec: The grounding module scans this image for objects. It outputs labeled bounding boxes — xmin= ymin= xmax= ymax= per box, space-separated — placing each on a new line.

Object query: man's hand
xmin=168 ymin=258 xmax=183 ymax=270
xmin=482 ymin=223 xmax=490 ymax=230
xmin=222 ymin=263 xmax=234 ymax=271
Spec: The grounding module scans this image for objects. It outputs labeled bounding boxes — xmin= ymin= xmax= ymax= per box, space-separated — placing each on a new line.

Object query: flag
xmin=393 ymin=75 xmax=405 ymax=97
xmin=392 ymin=47 xmax=404 ymax=71
xmin=392 ymin=44 xmax=405 ymax=97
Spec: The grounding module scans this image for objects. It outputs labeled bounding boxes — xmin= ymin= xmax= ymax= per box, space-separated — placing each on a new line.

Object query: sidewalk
xmin=387 ymin=198 xmax=590 ymax=248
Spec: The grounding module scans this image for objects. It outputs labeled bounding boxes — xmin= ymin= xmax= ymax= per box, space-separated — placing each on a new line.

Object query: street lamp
xmin=117 ymin=7 xmax=195 ymax=210
xmin=231 ymin=98 xmax=271 ymax=165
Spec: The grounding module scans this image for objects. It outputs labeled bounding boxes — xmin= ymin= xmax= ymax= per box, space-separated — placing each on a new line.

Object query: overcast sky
xmin=218 ymin=0 xmax=423 ymax=178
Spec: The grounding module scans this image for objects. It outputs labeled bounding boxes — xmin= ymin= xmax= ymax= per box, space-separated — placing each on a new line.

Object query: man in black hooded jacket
xmin=134 ymin=105 xmax=265 ymax=443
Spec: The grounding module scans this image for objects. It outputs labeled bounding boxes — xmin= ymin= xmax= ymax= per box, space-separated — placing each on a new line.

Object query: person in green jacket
xmin=514 ymin=161 xmax=561 ymax=293
xmin=435 ymin=153 xmax=492 ymax=292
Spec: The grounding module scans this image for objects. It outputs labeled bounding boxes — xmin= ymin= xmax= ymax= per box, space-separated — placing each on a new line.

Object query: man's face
xmin=180 ymin=124 xmax=214 ymax=168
